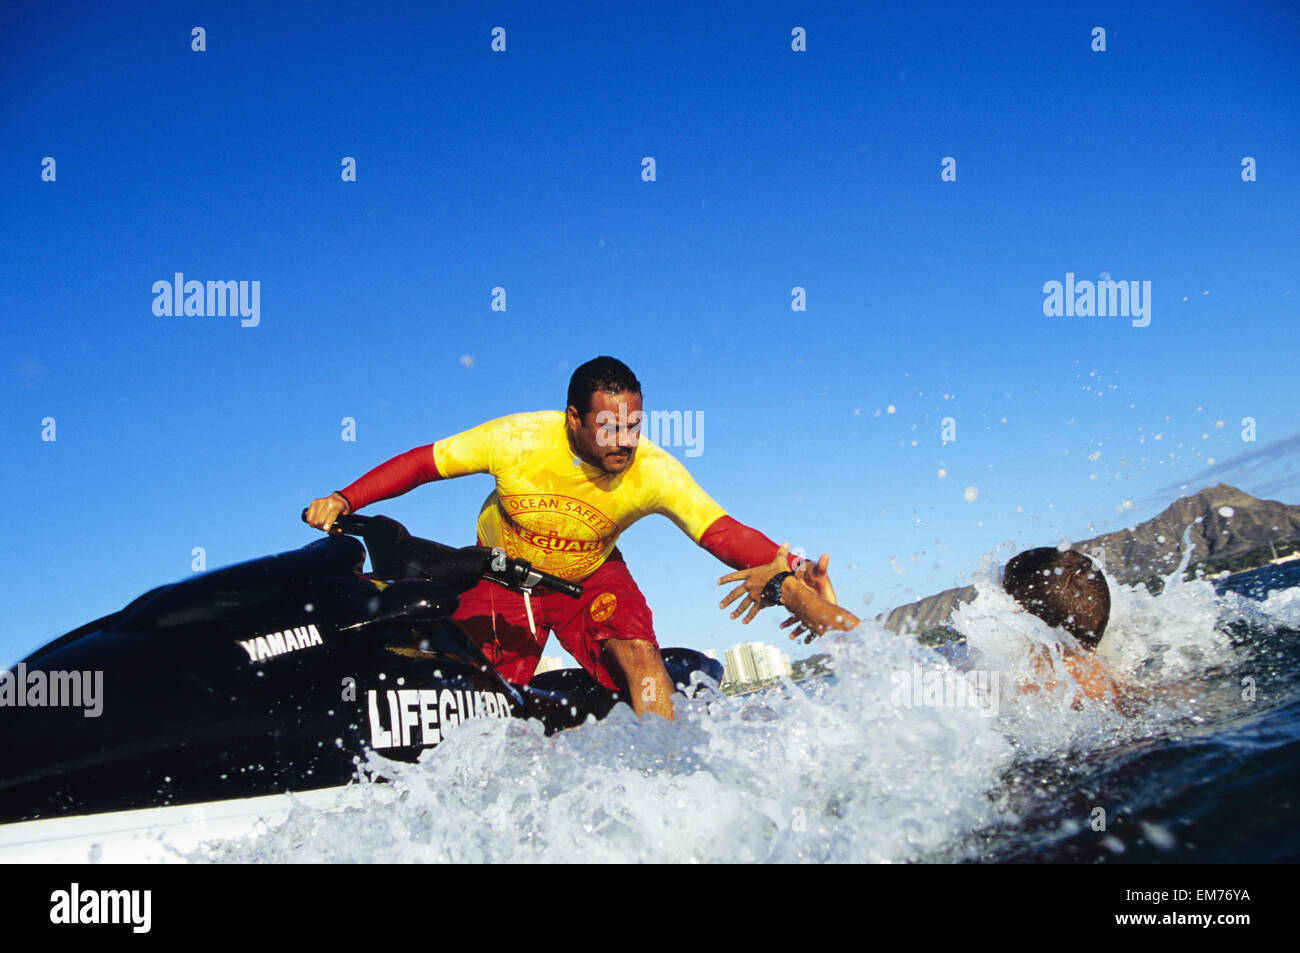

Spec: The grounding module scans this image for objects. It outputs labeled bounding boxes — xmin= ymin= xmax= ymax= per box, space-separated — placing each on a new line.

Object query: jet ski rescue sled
xmin=0 ymin=513 xmax=721 ymax=860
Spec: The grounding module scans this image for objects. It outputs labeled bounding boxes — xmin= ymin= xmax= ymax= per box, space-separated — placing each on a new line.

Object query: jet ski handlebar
xmin=480 ymin=548 xmax=584 ymax=599
xmin=301 ymin=509 xmax=583 ymax=599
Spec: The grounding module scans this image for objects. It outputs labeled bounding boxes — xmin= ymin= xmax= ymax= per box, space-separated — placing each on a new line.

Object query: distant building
xmin=534 ymin=656 xmax=565 ymax=675
xmin=722 ymin=641 xmax=793 ymax=689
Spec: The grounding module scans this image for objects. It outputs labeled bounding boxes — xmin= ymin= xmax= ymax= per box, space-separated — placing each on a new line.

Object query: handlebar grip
xmin=303 ymin=507 xmax=368 ymax=535
xmin=546 ymin=577 xmax=584 ymax=599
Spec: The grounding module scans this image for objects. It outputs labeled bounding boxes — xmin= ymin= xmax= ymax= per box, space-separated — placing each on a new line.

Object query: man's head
xmin=1003 ymin=548 xmax=1111 ymax=650
xmin=566 ymin=356 xmax=643 ymax=475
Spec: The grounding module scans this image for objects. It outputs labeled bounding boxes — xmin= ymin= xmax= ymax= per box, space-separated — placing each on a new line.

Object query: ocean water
xmin=206 ymin=560 xmax=1300 ymax=863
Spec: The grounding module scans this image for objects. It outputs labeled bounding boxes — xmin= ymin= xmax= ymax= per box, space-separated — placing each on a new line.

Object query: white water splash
xmin=202 ymin=555 xmax=1291 ymax=864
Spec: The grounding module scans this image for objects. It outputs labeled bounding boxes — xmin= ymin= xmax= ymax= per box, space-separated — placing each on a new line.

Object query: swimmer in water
xmin=1002 ymin=547 xmax=1128 ymax=710
xmin=722 ymin=543 xmax=1132 ymax=711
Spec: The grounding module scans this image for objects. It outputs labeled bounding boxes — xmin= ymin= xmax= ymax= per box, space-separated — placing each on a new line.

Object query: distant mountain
xmin=880 ymin=484 xmax=1300 ymax=635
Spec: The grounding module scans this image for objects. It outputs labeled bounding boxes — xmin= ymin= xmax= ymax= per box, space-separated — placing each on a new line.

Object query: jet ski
xmin=0 ymin=512 xmax=722 ymax=861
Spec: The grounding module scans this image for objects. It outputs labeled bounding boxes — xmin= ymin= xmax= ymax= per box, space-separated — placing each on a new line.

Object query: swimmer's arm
xmin=1110 ymin=677 xmax=1204 ymax=716
xmin=779 ymin=574 xmax=860 ymax=635
xmin=1112 ymin=689 xmax=1141 ymax=718
xmin=1062 ymin=653 xmax=1146 ymax=716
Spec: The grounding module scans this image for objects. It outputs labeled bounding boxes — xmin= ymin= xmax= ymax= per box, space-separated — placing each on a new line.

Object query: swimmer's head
xmin=1003 ymin=548 xmax=1110 ymax=650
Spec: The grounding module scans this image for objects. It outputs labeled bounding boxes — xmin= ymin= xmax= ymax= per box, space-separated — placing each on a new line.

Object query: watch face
xmin=762 ymin=571 xmax=791 ymax=607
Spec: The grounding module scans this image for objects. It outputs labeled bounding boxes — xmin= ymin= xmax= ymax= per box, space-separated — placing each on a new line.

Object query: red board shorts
xmin=451 ymin=549 xmax=657 ymax=691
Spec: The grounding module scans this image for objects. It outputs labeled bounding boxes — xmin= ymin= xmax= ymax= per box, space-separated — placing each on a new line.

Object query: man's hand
xmin=718 ymin=544 xmax=793 ymax=625
xmin=305 ymin=493 xmax=351 ymax=533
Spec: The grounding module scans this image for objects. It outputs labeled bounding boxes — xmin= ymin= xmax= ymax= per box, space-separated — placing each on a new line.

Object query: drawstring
xmin=523 ymin=589 xmax=536 ymax=636
xmin=489 ymin=586 xmax=501 ymax=662
xmin=489 ymin=581 xmax=538 ymax=662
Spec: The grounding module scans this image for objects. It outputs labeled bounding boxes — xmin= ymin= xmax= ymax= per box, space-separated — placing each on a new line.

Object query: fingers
xmin=729 ymin=593 xmax=758 ymax=622
xmin=325 ymin=492 xmax=350 ymax=532
xmin=305 ymin=496 xmax=345 ymax=533
xmin=718 ymin=569 xmax=746 ymax=585
xmin=779 ymin=614 xmax=808 ymax=640
xmin=805 ymin=552 xmax=838 ymax=604
xmin=720 ymin=582 xmax=748 ymax=610
xmin=797 ymin=553 xmax=827 ymax=579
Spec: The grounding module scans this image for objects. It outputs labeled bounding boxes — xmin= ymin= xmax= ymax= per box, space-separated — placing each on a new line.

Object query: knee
xmin=601 ymin=637 xmax=662 ymax=674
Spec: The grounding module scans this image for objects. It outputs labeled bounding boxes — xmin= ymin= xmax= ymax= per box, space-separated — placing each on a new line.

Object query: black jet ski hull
xmin=1 ymin=532 xmax=722 ymax=827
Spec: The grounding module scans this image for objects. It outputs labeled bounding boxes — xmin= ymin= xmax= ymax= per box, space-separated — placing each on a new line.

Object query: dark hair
xmin=1003 ymin=548 xmax=1111 ymax=650
xmin=566 ymin=356 xmax=641 ymax=415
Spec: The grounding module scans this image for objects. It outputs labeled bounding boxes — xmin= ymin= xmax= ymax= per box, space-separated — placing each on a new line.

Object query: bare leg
xmin=600 ymin=638 xmax=675 ymax=721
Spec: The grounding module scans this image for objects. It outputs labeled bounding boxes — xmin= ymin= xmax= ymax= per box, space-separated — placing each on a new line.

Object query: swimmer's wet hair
xmin=1003 ymin=548 xmax=1111 ymax=650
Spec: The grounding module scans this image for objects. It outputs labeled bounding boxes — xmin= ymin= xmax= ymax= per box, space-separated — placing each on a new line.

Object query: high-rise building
xmin=722 ymin=641 xmax=792 ymax=689
xmin=533 ymin=656 xmax=565 ymax=675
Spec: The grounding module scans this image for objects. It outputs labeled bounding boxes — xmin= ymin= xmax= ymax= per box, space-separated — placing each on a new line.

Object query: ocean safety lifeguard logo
xmin=497 ymin=493 xmax=617 ymax=576
xmin=589 ymin=592 xmax=618 ymax=622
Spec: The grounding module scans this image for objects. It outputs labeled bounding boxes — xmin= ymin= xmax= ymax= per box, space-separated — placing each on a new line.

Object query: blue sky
xmin=3 ymin=0 xmax=1297 ymax=665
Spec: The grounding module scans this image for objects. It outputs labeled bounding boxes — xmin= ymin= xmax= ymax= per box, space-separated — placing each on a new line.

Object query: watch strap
xmin=761 ymin=571 xmax=795 ymax=608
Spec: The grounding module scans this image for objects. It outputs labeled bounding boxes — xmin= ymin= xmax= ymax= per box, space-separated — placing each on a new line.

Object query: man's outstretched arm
xmin=698 ymin=515 xmax=796 ymax=571
xmin=305 ymin=444 xmax=441 ymax=532
xmin=699 ymin=516 xmax=838 ymax=633
xmin=648 ymin=452 xmax=837 ymax=626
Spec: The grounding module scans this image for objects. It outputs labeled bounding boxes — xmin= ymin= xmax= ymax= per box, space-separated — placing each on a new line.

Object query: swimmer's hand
xmin=782 ymin=551 xmax=835 ymax=642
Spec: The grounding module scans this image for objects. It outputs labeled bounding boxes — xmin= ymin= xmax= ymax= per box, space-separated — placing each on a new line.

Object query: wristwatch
xmin=761 ymin=571 xmax=795 ymax=608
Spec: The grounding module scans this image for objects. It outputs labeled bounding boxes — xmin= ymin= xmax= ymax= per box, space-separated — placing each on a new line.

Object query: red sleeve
xmin=698 ymin=515 xmax=801 ymax=571
xmin=338 ymin=444 xmax=441 ymax=512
